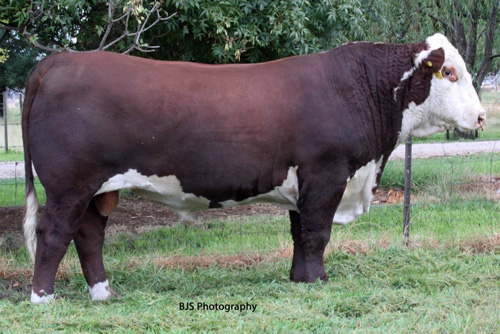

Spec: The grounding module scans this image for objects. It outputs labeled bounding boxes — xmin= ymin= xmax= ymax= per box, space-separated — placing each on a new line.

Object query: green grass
xmin=5 ymin=106 xmax=22 ymax=122
xmin=0 ymin=150 xmax=23 ymax=162
xmin=1 ymin=191 xmax=499 ymax=333
xmin=1 ymin=152 xmax=499 ymax=332
xmin=379 ymin=153 xmax=500 ymax=190
xmin=0 ymin=179 xmax=45 ymax=207
xmin=412 ymin=126 xmax=500 ymax=143
xmin=98 ymin=199 xmax=500 ymax=255
xmin=1 ymin=214 xmax=499 ymax=333
xmin=3 ymin=250 xmax=499 ymax=333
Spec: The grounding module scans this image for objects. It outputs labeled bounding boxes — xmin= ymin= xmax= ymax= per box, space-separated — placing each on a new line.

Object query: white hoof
xmin=88 ymin=280 xmax=114 ymax=301
xmin=31 ymin=289 xmax=54 ymax=304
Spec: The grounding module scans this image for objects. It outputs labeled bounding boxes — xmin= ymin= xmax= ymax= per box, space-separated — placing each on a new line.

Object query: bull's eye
xmin=444 ymin=70 xmax=452 ymax=76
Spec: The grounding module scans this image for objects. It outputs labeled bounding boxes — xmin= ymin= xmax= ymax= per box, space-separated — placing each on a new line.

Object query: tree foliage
xmin=0 ymin=0 xmax=174 ymax=53
xmin=0 ymin=0 xmax=498 ymax=89
xmin=0 ymin=34 xmax=41 ymax=90
xmin=136 ymin=0 xmax=369 ymax=63
xmin=0 ymin=48 xmax=8 ymax=63
xmin=0 ymin=0 xmax=370 ymax=62
xmin=365 ymin=0 xmax=500 ymax=90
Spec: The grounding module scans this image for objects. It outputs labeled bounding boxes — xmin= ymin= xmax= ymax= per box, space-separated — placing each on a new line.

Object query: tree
xmin=0 ymin=0 xmax=369 ymax=63
xmin=0 ymin=0 xmax=175 ymax=54
xmin=140 ymin=0 xmax=369 ymax=63
xmin=0 ymin=31 xmax=42 ymax=91
xmin=367 ymin=0 xmax=500 ymax=91
xmin=1 ymin=0 xmax=498 ymax=86
xmin=0 ymin=1 xmax=177 ymax=90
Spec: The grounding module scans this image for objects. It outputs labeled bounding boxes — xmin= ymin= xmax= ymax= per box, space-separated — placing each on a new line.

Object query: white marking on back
xmin=31 ymin=289 xmax=54 ymax=304
xmin=394 ymin=68 xmax=417 ymax=101
xmin=88 ymin=280 xmax=113 ymax=301
xmin=333 ymin=157 xmax=384 ymax=225
xmin=220 ymin=166 xmax=300 ymax=211
xmin=96 ymin=169 xmax=211 ymax=213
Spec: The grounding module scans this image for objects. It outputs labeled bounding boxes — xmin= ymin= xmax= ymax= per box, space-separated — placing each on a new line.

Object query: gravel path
xmin=1 ymin=140 xmax=500 ymax=179
xmin=0 ymin=161 xmax=28 ymax=180
xmin=389 ymin=140 xmax=500 ymax=160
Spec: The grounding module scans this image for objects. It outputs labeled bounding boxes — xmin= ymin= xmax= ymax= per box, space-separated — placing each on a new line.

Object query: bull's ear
xmin=419 ymin=47 xmax=445 ymax=73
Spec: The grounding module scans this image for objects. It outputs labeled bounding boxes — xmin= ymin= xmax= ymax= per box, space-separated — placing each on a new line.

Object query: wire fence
xmin=1 ymin=90 xmax=500 ymax=254
xmin=1 ymin=91 xmax=23 ymax=153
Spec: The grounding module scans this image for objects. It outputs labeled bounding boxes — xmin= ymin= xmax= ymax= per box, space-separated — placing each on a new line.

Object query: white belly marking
xmin=95 ymin=169 xmax=211 ymax=212
xmin=333 ymin=157 xmax=384 ymax=224
xmin=95 ymin=167 xmax=300 ymax=214
xmin=220 ymin=166 xmax=299 ymax=211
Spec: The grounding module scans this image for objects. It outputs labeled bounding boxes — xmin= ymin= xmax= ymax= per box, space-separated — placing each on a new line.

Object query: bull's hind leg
xmin=289 ymin=176 xmax=346 ymax=283
xmin=31 ymin=196 xmax=90 ymax=303
xmin=74 ymin=192 xmax=118 ymax=301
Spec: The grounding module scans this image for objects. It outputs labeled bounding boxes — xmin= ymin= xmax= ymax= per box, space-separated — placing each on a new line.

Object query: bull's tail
xmin=22 ymin=62 xmax=48 ymax=262
xmin=23 ymin=180 xmax=38 ymax=263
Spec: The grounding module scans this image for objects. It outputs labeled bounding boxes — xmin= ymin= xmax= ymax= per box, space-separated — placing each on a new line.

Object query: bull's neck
xmin=323 ymin=41 xmax=430 ymax=155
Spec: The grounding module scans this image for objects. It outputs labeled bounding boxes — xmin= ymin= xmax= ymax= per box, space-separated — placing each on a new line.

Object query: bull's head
xmin=400 ymin=33 xmax=486 ymax=139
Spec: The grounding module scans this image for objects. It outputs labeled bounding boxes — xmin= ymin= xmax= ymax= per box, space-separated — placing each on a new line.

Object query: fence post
xmin=403 ymin=136 xmax=412 ymax=246
xmin=3 ymin=91 xmax=7 ymax=153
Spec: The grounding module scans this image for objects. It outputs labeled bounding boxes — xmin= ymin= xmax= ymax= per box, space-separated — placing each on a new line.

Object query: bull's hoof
xmin=31 ymin=289 xmax=55 ymax=304
xmin=290 ymin=270 xmax=328 ymax=283
xmin=88 ymin=279 xmax=118 ymax=301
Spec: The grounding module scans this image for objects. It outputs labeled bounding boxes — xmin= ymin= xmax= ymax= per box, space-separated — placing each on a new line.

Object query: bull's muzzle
xmin=478 ymin=112 xmax=486 ymax=131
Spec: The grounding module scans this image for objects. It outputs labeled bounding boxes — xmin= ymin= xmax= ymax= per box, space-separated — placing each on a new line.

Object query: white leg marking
xmin=31 ymin=289 xmax=54 ymax=304
xmin=23 ymin=189 xmax=39 ymax=263
xmin=88 ymin=280 xmax=113 ymax=301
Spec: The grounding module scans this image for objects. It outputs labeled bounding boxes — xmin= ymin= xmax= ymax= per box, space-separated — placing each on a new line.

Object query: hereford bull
xmin=23 ymin=33 xmax=485 ymax=303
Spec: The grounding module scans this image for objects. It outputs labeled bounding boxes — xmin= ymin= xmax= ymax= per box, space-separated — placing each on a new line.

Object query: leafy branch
xmin=98 ymin=0 xmax=176 ymax=54
xmin=0 ymin=0 xmax=176 ymax=54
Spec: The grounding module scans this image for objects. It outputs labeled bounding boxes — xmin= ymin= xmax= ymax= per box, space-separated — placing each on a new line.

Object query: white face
xmin=402 ymin=33 xmax=486 ymax=138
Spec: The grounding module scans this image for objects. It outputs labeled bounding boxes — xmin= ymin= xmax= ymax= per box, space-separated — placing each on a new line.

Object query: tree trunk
xmin=475 ymin=2 xmax=499 ymax=91
xmin=465 ymin=2 xmax=479 ymax=69
xmin=452 ymin=0 xmax=467 ymax=55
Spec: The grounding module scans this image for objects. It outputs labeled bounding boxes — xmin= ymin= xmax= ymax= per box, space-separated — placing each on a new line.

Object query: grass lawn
xmin=1 ymin=210 xmax=499 ymax=333
xmin=1 ymin=150 xmax=499 ymax=332
xmin=380 ymin=152 xmax=500 ymax=189
xmin=0 ymin=150 xmax=23 ymax=162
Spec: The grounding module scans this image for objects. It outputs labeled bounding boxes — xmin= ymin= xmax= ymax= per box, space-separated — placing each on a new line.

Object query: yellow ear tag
xmin=427 ymin=61 xmax=433 ymax=68
xmin=434 ymin=71 xmax=443 ymax=79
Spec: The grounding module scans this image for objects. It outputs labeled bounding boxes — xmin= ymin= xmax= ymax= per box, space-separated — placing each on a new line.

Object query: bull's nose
xmin=478 ymin=111 xmax=486 ymax=130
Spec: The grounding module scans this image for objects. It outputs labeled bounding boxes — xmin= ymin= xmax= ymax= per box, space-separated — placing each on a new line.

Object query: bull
xmin=22 ymin=33 xmax=485 ymax=303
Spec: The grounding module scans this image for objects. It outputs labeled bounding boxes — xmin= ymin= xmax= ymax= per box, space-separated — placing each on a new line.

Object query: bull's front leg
xmin=289 ymin=177 xmax=346 ymax=283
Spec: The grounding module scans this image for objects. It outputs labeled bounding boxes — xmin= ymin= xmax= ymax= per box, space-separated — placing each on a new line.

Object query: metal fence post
xmin=3 ymin=91 xmax=7 ymax=153
xmin=403 ymin=136 xmax=412 ymax=246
